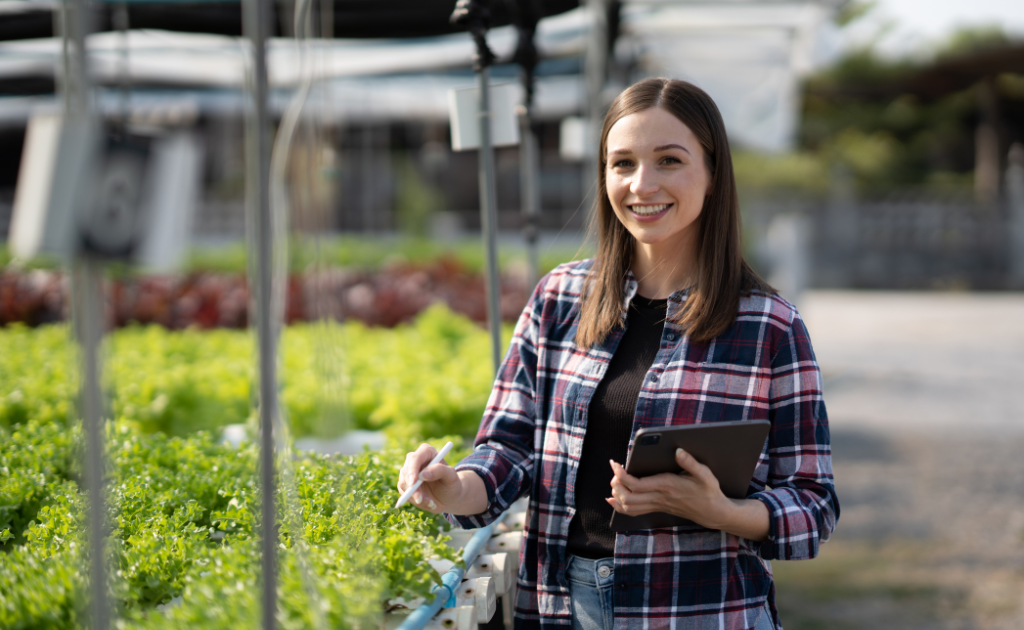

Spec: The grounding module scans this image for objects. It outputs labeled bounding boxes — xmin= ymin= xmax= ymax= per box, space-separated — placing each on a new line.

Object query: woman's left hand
xmin=606 ymin=448 xmax=728 ymax=529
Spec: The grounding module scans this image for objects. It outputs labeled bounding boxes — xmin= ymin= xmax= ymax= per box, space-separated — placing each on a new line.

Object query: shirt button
xmin=666 ymin=333 xmax=675 ymax=341
xmin=597 ymin=566 xmax=612 ymax=578
xmin=649 ymin=374 xmax=658 ymax=383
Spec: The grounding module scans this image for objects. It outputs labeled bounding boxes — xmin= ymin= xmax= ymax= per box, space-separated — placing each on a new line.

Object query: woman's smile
xmin=628 ymin=202 xmax=672 ymax=218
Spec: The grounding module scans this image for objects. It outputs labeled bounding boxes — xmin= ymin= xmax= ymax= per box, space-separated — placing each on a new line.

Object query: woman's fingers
xmin=420 ymin=460 xmax=453 ymax=483
xmin=610 ymin=460 xmax=683 ymax=495
xmin=398 ymin=443 xmax=440 ymax=491
xmin=605 ymin=494 xmax=663 ymax=516
xmin=675 ymin=448 xmax=714 ymax=484
xmin=609 ymin=459 xmax=641 ymax=490
xmin=397 ymin=444 xmax=463 ymax=514
xmin=608 ymin=455 xmax=716 ymax=517
xmin=606 ymin=451 xmax=727 ymax=521
xmin=610 ymin=470 xmax=669 ymax=513
xmin=610 ymin=477 xmax=668 ymax=504
xmin=411 ymin=486 xmax=441 ymax=512
xmin=610 ymin=465 xmax=666 ymax=515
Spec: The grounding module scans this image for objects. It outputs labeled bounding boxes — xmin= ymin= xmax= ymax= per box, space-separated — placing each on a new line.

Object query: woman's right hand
xmin=397 ymin=443 xmax=488 ymax=516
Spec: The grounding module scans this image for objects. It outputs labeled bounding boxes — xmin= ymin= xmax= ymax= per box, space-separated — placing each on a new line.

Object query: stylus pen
xmin=395 ymin=441 xmax=454 ymax=509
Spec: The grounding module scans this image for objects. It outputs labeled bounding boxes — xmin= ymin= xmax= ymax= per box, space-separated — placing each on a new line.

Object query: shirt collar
xmin=620 ymin=270 xmax=690 ymax=319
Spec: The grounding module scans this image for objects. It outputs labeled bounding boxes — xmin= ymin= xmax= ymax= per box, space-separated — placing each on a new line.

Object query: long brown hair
xmin=575 ymin=78 xmax=772 ymax=349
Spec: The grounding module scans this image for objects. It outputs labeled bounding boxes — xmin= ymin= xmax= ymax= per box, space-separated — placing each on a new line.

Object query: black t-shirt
xmin=566 ymin=294 xmax=668 ymax=559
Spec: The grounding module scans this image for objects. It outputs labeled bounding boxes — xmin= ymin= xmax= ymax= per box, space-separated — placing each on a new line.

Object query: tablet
xmin=609 ymin=420 xmax=770 ymax=532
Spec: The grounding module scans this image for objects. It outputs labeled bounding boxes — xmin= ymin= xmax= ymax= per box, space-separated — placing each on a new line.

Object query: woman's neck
xmin=631 ymin=242 xmax=697 ymax=299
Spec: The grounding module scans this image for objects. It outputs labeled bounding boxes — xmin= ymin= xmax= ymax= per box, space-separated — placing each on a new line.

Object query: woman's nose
xmin=630 ymin=165 xmax=659 ymax=196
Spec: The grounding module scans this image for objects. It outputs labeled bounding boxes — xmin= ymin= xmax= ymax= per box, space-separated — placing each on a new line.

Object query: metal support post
xmin=64 ymin=1 xmax=109 ymax=628
xmin=242 ymin=0 xmax=278 ymax=628
xmin=1007 ymin=143 xmax=1024 ymax=286
xmin=74 ymin=261 xmax=109 ymax=630
xmin=478 ymin=66 xmax=503 ymax=373
xmin=518 ymin=108 xmax=541 ymax=289
xmin=508 ymin=0 xmax=543 ymax=289
xmin=452 ymin=0 xmax=502 ymax=373
xmin=583 ymin=0 xmax=609 ymax=212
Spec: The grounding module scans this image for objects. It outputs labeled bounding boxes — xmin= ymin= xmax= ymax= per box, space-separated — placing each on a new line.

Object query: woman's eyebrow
xmin=607 ymin=144 xmax=691 ymax=156
xmin=654 ymin=143 xmax=691 ymax=155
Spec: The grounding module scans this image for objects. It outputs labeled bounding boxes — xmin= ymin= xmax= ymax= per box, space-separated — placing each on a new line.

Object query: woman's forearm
xmin=705 ymin=498 xmax=771 ymax=542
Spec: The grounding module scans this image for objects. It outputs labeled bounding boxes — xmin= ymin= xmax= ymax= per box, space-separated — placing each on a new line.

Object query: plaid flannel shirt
xmin=448 ymin=260 xmax=838 ymax=630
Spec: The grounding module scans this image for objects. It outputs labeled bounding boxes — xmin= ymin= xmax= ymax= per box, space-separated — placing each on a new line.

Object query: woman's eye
xmin=612 ymin=160 xmax=634 ymax=168
xmin=661 ymin=156 xmax=681 ymax=165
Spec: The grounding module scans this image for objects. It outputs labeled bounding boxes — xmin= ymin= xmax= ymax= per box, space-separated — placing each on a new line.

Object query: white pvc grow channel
xmin=387 ymin=498 xmax=528 ymax=630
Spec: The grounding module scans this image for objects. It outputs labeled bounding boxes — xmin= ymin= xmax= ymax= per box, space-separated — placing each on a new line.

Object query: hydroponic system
xmin=0 ymin=0 xmax=547 ymax=627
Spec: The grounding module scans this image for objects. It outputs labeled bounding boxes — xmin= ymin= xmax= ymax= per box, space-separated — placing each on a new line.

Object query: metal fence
xmin=749 ymin=191 xmax=1024 ymax=294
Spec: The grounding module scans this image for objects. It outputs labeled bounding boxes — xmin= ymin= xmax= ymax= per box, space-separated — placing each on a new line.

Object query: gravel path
xmin=770 ymin=291 xmax=1024 ymax=630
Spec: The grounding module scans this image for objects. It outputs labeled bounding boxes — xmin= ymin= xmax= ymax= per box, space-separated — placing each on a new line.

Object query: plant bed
xmin=0 ymin=257 xmax=531 ymax=330
xmin=0 ymin=418 xmax=472 ymax=630
xmin=0 ymin=306 xmax=505 ymax=439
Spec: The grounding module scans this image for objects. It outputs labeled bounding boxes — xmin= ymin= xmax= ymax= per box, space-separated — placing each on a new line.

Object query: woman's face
xmin=604 ymin=107 xmax=711 ymax=256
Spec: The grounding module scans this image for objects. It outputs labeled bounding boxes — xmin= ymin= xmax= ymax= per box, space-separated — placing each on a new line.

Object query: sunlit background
xmin=1 ymin=0 xmax=1023 ymax=628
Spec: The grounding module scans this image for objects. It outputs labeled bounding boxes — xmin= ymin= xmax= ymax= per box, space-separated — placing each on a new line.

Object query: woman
xmin=398 ymin=78 xmax=838 ymax=630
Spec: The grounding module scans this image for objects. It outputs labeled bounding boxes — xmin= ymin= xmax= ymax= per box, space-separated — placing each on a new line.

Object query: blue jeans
xmin=566 ymin=555 xmax=616 ymax=630
xmin=566 ymin=554 xmax=776 ymax=630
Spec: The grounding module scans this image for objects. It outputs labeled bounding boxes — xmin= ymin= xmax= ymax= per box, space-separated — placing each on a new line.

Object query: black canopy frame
xmin=0 ymin=0 xmax=577 ymax=41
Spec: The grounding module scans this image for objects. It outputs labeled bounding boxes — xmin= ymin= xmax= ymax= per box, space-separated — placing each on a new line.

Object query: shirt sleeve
xmin=748 ymin=312 xmax=840 ymax=560
xmin=445 ymin=279 xmax=544 ymax=529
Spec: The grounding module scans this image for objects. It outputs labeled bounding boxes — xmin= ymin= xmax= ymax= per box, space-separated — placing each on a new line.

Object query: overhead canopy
xmin=0 ymin=0 xmax=847 ymax=152
xmin=0 ymin=8 xmax=587 ymax=125
xmin=0 ymin=10 xmax=586 ymax=89
xmin=0 ymin=0 xmax=577 ymax=40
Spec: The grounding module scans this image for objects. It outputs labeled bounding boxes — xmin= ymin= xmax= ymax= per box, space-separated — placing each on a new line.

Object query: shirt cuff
xmin=749 ymin=492 xmax=783 ymax=560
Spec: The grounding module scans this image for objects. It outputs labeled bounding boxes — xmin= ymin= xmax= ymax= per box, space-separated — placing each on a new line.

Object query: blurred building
xmin=0 ymin=1 xmax=844 ymax=240
xmin=17 ymin=1 xmax=1019 ymax=294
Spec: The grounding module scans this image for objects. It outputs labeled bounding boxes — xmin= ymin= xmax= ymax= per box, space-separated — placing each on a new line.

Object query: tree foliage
xmin=736 ymin=17 xmax=1020 ymax=199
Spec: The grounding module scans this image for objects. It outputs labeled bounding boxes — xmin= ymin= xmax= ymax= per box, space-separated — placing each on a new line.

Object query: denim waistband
xmin=566 ymin=554 xmax=615 ymax=587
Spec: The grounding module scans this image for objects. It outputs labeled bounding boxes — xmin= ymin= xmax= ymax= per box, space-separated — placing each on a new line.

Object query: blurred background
xmin=1 ymin=0 xmax=1023 ymax=628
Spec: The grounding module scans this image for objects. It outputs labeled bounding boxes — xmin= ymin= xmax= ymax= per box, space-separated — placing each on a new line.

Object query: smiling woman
xmin=397 ymin=78 xmax=839 ymax=630
xmin=578 ymin=78 xmax=771 ymax=349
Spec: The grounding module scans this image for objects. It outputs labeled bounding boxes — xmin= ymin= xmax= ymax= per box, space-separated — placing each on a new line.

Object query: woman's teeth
xmin=630 ymin=203 xmax=669 ymax=216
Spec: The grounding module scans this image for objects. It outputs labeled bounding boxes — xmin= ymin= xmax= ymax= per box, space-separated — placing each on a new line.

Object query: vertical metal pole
xmin=583 ymin=0 xmax=608 ymax=212
xmin=974 ymin=78 xmax=1000 ymax=205
xmin=477 ymin=67 xmax=502 ymax=373
xmin=53 ymin=3 xmax=69 ymax=111
xmin=1007 ymin=143 xmax=1024 ymax=286
xmin=243 ymin=0 xmax=277 ymax=628
xmin=518 ymin=107 xmax=540 ymax=289
xmin=361 ymin=125 xmax=373 ymax=233
xmin=67 ymin=0 xmax=90 ymax=119
xmin=113 ymin=3 xmax=130 ymax=131
xmin=65 ymin=1 xmax=108 ymax=628
xmin=75 ymin=261 xmax=109 ymax=630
